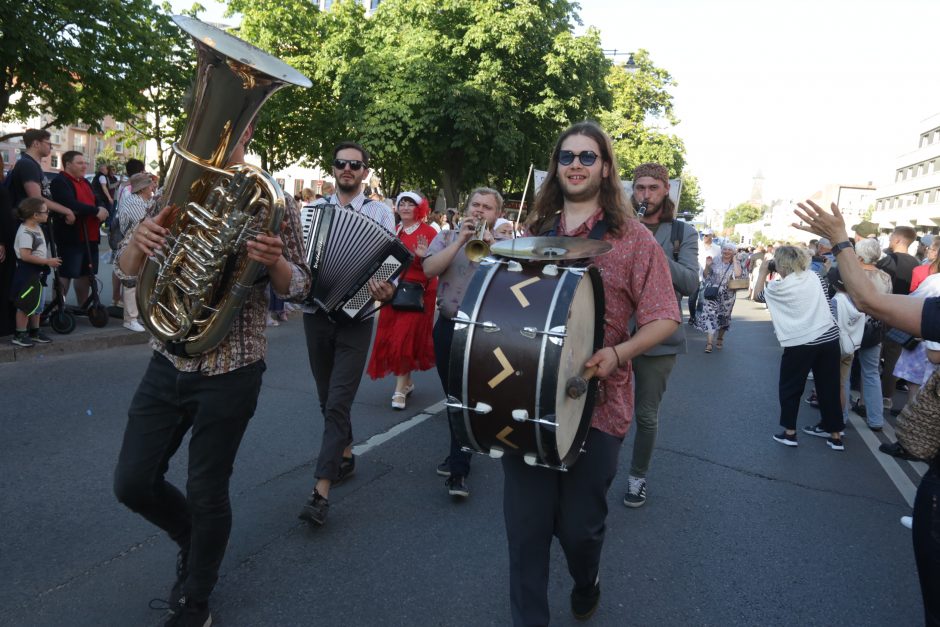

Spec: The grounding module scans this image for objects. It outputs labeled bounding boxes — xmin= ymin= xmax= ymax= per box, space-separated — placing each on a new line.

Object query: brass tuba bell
xmin=135 ymin=16 xmax=311 ymax=357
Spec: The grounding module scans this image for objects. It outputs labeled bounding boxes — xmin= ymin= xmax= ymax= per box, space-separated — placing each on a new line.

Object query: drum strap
xmin=547 ymin=215 xmax=609 ymax=240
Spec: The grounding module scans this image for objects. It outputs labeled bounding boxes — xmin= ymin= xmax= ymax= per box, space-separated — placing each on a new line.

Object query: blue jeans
xmin=843 ymin=345 xmax=883 ymax=428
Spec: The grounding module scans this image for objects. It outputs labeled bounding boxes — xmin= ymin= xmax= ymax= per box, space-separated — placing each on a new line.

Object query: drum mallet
xmin=565 ymin=365 xmax=599 ymax=399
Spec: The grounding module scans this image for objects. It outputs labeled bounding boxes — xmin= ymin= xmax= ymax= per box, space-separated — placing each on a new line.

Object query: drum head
xmin=554 ymin=275 xmax=596 ymax=459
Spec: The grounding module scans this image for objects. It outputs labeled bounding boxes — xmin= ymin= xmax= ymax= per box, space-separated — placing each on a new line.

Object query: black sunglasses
xmin=557 ymin=150 xmax=598 ymax=167
xmin=333 ymin=159 xmax=364 ymax=171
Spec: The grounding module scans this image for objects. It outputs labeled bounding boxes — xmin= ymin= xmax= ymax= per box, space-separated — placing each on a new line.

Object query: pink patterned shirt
xmin=554 ymin=210 xmax=680 ymax=438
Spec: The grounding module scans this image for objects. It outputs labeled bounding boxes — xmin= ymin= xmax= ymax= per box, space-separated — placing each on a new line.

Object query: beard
xmin=560 ymin=176 xmax=602 ymax=203
xmin=336 ymin=177 xmax=360 ymax=194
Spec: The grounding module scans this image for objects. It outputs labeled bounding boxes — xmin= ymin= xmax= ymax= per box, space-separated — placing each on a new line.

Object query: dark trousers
xmin=880 ymin=337 xmax=903 ymax=399
xmin=778 ymin=339 xmax=843 ymax=432
xmin=303 ymin=311 xmax=372 ymax=481
xmin=687 ymin=286 xmax=699 ymax=320
xmin=913 ymin=462 xmax=940 ymax=627
xmin=113 ymin=352 xmax=264 ymax=603
xmin=433 ymin=316 xmax=471 ymax=477
xmin=502 ymin=428 xmax=622 ymax=627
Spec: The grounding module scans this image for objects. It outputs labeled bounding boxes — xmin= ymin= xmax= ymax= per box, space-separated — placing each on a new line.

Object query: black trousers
xmin=433 ymin=316 xmax=472 ymax=477
xmin=778 ymin=338 xmax=843 ymax=432
xmin=502 ymin=428 xmax=622 ymax=627
xmin=113 ymin=352 xmax=264 ymax=603
xmin=913 ymin=461 xmax=940 ymax=627
xmin=303 ymin=311 xmax=373 ymax=481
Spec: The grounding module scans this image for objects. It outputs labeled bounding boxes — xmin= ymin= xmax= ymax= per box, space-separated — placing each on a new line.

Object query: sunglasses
xmin=557 ymin=150 xmax=598 ymax=167
xmin=333 ymin=159 xmax=364 ymax=171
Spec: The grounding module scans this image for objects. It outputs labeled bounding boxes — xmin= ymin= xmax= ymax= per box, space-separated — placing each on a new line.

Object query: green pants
xmin=629 ymin=353 xmax=677 ymax=479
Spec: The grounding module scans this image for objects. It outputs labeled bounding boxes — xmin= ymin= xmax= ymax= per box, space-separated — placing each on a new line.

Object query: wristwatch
xmin=832 ymin=240 xmax=855 ymax=256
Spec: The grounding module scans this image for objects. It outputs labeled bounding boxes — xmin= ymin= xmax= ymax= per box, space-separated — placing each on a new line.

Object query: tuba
xmin=136 ymin=16 xmax=311 ymax=357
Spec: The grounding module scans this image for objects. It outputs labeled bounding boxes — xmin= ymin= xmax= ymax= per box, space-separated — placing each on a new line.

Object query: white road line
xmin=351 ymin=399 xmax=447 ymax=457
xmin=847 ymin=411 xmax=921 ymax=508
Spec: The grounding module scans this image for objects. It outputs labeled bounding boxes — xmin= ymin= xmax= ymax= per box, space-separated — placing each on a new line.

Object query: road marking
xmin=351 ymin=399 xmax=447 ymax=457
xmin=847 ymin=411 xmax=923 ymax=508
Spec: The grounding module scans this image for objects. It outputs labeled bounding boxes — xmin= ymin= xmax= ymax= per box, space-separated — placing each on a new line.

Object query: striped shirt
xmin=117 ymin=192 xmax=151 ymax=233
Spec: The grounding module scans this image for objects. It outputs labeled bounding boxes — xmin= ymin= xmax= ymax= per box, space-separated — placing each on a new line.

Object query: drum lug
xmin=523 ymin=453 xmax=569 ymax=471
xmin=446 ymin=398 xmax=493 ymax=414
xmin=507 ymin=261 xmax=523 ymax=272
xmin=488 ymin=447 xmax=505 ymax=459
xmin=520 ymin=326 xmax=567 ymax=343
xmin=511 ymin=409 xmax=557 ymax=428
xmin=541 ymin=264 xmax=559 ymax=276
xmin=452 ymin=310 xmax=470 ymax=330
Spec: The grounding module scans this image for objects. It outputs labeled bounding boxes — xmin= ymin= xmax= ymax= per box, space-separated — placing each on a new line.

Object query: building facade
xmin=873 ymin=112 xmax=940 ymax=233
xmin=1 ymin=115 xmax=144 ymax=174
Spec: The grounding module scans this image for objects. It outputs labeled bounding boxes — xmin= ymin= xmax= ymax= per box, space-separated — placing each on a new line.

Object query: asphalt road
xmin=0 ymin=298 xmax=926 ymax=626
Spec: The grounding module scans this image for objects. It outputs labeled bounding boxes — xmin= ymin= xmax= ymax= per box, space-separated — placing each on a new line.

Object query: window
xmin=50 ymin=155 xmax=59 ymax=168
xmin=115 ymin=142 xmax=124 ymax=154
xmin=115 ymin=122 xmax=125 ymax=131
xmin=930 ymin=189 xmax=937 ymax=203
xmin=72 ymin=134 xmax=85 ymax=153
xmin=294 ymin=179 xmax=304 ymax=195
xmin=96 ymin=139 xmax=104 ymax=153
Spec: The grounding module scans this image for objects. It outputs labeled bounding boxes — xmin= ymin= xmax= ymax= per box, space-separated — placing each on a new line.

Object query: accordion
xmin=301 ymin=203 xmax=412 ymax=321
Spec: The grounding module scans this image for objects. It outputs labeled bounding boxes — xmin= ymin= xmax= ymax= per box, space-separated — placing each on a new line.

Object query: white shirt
xmin=698 ymin=240 xmax=721 ymax=274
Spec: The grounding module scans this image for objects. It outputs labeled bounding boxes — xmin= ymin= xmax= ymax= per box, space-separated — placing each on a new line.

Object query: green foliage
xmin=752 ymin=231 xmax=772 ymax=247
xmin=0 ymin=0 xmax=167 ymax=135
xmin=724 ymin=202 xmax=764 ymax=230
xmin=678 ymin=171 xmax=704 ymax=216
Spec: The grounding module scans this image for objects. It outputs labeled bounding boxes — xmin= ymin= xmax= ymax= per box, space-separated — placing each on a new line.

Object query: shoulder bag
xmin=895 ymin=368 xmax=940 ymax=461
xmin=391 ymin=280 xmax=426 ymax=312
xmin=703 ymin=264 xmax=733 ymax=301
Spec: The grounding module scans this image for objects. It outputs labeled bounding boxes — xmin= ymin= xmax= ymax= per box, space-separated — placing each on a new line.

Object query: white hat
xmin=702 ymin=228 xmax=714 ymax=236
xmin=395 ymin=191 xmax=422 ymax=208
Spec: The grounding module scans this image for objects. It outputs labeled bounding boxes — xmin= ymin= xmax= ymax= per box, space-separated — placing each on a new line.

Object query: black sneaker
xmin=446 ymin=475 xmax=469 ymax=498
xmin=802 ymin=424 xmax=844 ymax=438
xmin=11 ymin=333 xmax=34 ymax=347
xmin=169 ymin=550 xmax=189 ymax=608
xmin=827 ymin=438 xmax=845 ymax=451
xmin=805 ymin=392 xmax=819 ymax=408
xmin=335 ymin=455 xmax=356 ymax=484
xmin=163 ymin=596 xmax=211 ymax=627
xmin=28 ymin=329 xmax=52 ymax=343
xmin=623 ymin=476 xmax=647 ymax=508
xmin=896 ymin=380 xmax=909 ymax=392
xmin=851 ymin=399 xmax=867 ymax=418
xmin=298 ymin=490 xmax=329 ymax=526
xmin=879 ymin=441 xmax=918 ymax=461
xmin=436 ymin=457 xmax=451 ymax=477
xmin=773 ymin=431 xmax=798 ymax=447
xmin=570 ymin=579 xmax=601 ymax=621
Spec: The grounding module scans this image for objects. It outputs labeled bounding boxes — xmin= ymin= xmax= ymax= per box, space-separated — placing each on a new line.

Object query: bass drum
xmin=447 ymin=258 xmax=604 ymax=470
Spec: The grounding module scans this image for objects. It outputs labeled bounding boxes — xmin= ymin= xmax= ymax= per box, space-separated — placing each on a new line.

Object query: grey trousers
xmin=303 ymin=311 xmax=373 ymax=481
xmin=502 ymin=428 xmax=622 ymax=627
xmin=629 ymin=353 xmax=677 ymax=478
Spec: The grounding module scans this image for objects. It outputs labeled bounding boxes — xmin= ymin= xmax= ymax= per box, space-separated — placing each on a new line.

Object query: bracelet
xmin=609 ymin=346 xmax=621 ymax=368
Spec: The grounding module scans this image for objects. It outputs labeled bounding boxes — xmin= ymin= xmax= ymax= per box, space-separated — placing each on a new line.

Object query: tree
xmin=119 ymin=3 xmax=200 ymax=181
xmin=678 ymin=171 xmax=704 ymax=216
xmin=0 ymin=0 xmax=168 ymax=141
xmin=600 ymin=50 xmax=686 ymax=177
xmin=724 ymin=202 xmax=763 ymax=230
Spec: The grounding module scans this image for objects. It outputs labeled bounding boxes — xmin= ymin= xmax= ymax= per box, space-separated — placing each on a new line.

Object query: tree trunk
xmin=439 ymin=148 xmax=464 ymax=209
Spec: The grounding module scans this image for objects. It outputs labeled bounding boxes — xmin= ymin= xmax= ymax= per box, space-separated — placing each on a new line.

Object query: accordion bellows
xmin=301 ymin=203 xmax=413 ymax=321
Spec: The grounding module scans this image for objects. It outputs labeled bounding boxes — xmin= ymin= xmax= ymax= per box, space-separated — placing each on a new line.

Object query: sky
xmin=173 ymin=0 xmax=940 ymax=210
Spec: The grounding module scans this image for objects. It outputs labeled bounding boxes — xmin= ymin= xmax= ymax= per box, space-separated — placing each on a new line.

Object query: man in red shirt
xmin=49 ymin=151 xmax=109 ymax=307
xmin=507 ymin=121 xmax=680 ymax=625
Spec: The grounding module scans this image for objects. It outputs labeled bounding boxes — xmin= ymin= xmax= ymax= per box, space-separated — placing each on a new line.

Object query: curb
xmin=0 ymin=325 xmax=151 ymax=363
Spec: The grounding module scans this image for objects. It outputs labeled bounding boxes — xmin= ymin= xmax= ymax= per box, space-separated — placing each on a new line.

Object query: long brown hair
xmin=526 ymin=121 xmax=632 ymax=237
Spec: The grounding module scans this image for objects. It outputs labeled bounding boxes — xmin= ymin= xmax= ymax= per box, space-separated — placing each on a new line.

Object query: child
xmin=11 ymin=197 xmax=61 ymax=347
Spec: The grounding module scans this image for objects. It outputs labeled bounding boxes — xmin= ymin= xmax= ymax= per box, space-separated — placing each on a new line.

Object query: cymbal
xmin=490 ymin=237 xmax=612 ymax=261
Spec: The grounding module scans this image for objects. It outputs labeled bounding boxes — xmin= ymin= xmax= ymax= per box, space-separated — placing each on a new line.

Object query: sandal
xmin=391 ymin=392 xmax=407 ymax=410
xmin=715 ymin=337 xmax=724 ymax=350
xmin=705 ymin=341 xmax=713 ymax=353
xmin=402 ymin=383 xmax=415 ymax=396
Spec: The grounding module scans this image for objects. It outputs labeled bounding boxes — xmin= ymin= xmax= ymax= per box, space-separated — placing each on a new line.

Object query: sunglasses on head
xmin=333 ymin=159 xmax=364 ymax=171
xmin=557 ymin=150 xmax=598 ymax=167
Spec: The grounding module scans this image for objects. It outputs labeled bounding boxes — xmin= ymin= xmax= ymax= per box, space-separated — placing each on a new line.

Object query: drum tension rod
xmin=523 ymin=453 xmax=569 ymax=472
xmin=511 ymin=409 xmax=557 ymax=428
xmin=446 ymin=399 xmax=493 ymax=414
xmin=520 ymin=326 xmax=566 ymax=340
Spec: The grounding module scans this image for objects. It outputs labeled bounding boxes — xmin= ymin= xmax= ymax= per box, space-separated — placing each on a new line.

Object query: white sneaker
xmin=901 ymin=515 xmax=913 ymax=529
xmin=123 ymin=320 xmax=146 ymax=332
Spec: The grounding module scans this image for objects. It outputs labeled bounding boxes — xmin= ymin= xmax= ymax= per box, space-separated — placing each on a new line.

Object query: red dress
xmin=367 ymin=222 xmax=438 ymax=378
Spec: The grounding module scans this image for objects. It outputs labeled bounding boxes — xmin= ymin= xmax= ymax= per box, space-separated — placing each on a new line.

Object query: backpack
xmin=860 ymin=314 xmax=884 ymax=349
xmin=670 ymin=220 xmax=683 ymax=261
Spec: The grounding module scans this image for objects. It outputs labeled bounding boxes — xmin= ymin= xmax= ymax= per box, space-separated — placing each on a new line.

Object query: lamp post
xmin=601 ymin=49 xmax=637 ymax=73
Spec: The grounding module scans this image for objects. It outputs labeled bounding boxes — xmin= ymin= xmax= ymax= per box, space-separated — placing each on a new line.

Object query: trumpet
xmin=464 ymin=218 xmax=490 ymax=262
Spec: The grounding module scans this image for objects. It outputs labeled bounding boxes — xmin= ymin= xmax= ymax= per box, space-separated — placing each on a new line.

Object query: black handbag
xmin=702 ymin=264 xmax=732 ymax=301
xmin=390 ymin=280 xmax=426 ymax=312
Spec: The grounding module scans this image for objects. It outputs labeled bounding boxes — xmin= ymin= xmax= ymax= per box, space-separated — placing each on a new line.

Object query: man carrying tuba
xmin=111 ymin=120 xmax=311 ymax=626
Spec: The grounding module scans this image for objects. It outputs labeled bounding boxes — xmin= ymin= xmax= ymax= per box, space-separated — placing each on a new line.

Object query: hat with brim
xmin=851 ymin=220 xmax=879 ymax=238
xmin=396 ymin=191 xmax=422 ymax=209
xmin=130 ymin=172 xmax=152 ymax=194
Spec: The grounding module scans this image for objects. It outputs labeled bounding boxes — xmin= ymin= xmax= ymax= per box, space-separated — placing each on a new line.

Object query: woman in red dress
xmin=367 ymin=191 xmax=438 ymax=409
